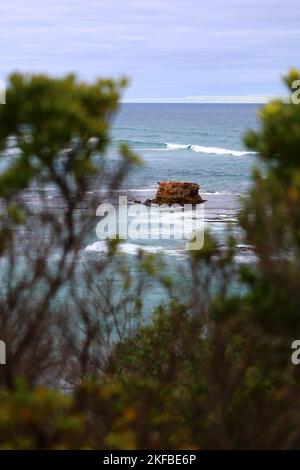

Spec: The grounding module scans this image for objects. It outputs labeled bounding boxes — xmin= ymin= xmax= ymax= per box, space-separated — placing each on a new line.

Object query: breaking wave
xmin=85 ymin=241 xmax=186 ymax=257
xmin=165 ymin=142 xmax=256 ymax=156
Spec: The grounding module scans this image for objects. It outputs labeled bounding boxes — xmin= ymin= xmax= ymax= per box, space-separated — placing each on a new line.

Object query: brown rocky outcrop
xmin=145 ymin=181 xmax=205 ymax=206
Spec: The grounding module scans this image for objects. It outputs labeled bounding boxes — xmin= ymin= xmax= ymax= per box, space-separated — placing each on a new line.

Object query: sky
xmin=1 ymin=0 xmax=300 ymax=102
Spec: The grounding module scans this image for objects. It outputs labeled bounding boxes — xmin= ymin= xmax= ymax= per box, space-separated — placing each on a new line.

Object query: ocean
xmin=86 ymin=103 xmax=261 ymax=262
xmin=111 ymin=103 xmax=259 ymax=193
xmin=0 ymin=104 xmax=262 ymax=313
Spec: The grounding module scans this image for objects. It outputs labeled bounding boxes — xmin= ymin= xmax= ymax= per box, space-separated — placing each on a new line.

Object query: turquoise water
xmin=1 ymin=104 xmax=261 ymax=312
xmin=84 ymin=104 xmax=262 ymax=310
xmin=87 ymin=104 xmax=260 ymax=258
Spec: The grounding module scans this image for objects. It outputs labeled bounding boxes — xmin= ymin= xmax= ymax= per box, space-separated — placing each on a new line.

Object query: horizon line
xmin=122 ymin=95 xmax=287 ymax=104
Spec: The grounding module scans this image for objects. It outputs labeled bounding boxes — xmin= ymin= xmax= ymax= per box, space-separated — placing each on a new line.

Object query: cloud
xmin=0 ymin=0 xmax=299 ymax=99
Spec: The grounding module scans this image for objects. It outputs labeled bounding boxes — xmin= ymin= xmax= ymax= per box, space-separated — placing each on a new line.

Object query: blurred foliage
xmin=1 ymin=70 xmax=300 ymax=449
xmin=0 ymin=73 xmax=126 ymax=195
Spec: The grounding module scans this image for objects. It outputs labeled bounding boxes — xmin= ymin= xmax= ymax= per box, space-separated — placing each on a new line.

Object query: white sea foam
xmin=166 ymin=143 xmax=190 ymax=150
xmin=85 ymin=241 xmax=186 ymax=257
xmin=202 ymin=190 xmax=237 ymax=196
xmin=166 ymin=142 xmax=256 ymax=157
xmin=190 ymin=145 xmax=254 ymax=156
xmin=94 ymin=188 xmax=155 ymax=193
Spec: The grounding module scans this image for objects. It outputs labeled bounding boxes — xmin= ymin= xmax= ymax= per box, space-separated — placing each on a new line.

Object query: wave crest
xmin=85 ymin=241 xmax=185 ymax=257
xmin=166 ymin=142 xmax=255 ymax=156
xmin=166 ymin=143 xmax=190 ymax=150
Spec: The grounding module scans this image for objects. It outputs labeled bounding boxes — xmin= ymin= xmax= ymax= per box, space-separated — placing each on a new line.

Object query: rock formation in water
xmin=145 ymin=181 xmax=205 ymax=206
